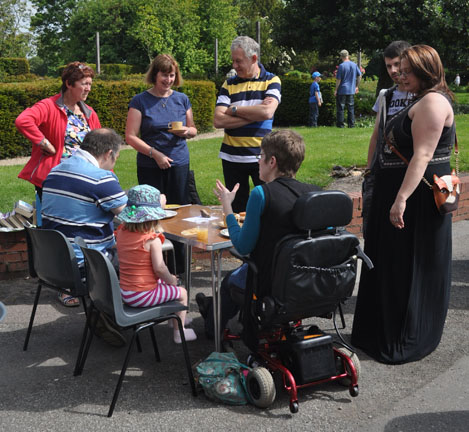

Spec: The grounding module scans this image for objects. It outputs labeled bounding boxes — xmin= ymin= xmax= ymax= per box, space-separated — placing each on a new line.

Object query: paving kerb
xmin=0 ymin=225 xmax=468 ymax=431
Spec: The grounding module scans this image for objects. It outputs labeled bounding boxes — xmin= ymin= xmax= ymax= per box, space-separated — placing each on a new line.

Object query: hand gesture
xmin=213 ymin=179 xmax=239 ymax=211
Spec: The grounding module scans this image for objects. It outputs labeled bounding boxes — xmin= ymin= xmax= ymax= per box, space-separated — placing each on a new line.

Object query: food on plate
xmin=238 ymin=211 xmax=246 ymax=221
xmin=165 ymin=204 xmax=180 ymax=209
xmin=181 ymin=228 xmax=198 ymax=236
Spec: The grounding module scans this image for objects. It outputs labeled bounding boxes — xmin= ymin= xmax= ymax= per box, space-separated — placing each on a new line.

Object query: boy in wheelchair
xmin=196 ymin=129 xmax=321 ymax=339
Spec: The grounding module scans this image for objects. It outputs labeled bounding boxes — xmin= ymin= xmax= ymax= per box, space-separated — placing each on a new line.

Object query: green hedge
xmin=275 ymin=76 xmax=375 ymax=127
xmin=0 ymin=58 xmax=30 ymax=76
xmin=0 ymin=78 xmax=216 ymax=159
xmin=56 ymin=63 xmax=139 ymax=79
xmin=275 ymin=76 xmax=337 ymax=126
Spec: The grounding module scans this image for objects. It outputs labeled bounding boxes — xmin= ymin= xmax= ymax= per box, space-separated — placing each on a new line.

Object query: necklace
xmin=148 ymin=88 xmax=172 ymax=108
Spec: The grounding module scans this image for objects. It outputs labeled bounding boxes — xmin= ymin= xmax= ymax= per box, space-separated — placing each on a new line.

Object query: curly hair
xmin=61 ymin=61 xmax=94 ymax=93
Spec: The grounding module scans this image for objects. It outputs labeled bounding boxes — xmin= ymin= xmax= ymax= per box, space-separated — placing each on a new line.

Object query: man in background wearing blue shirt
xmin=335 ymin=49 xmax=362 ymax=128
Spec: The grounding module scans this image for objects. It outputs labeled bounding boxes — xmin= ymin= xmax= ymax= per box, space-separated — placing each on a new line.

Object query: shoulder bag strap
xmin=386 ymin=133 xmax=459 ymax=190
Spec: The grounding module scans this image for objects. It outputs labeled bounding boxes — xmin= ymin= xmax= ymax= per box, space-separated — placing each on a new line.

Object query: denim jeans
xmin=336 ymin=94 xmax=355 ymax=128
xmin=308 ymin=102 xmax=319 ymax=127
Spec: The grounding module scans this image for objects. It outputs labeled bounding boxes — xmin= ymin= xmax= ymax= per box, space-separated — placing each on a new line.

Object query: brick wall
xmin=1 ymin=176 xmax=468 ymax=279
xmin=0 ymin=230 xmax=29 ymax=280
xmin=346 ymin=174 xmax=469 ymax=235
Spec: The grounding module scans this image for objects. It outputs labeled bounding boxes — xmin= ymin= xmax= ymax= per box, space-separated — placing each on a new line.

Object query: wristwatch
xmin=231 ymin=105 xmax=237 ymax=116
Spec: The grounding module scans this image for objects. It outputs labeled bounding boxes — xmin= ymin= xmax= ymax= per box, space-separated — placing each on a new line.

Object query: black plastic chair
xmin=73 ymin=246 xmax=196 ymax=417
xmin=23 ymin=227 xmax=87 ymax=351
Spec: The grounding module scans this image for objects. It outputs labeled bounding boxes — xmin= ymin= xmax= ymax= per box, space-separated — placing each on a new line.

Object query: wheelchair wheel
xmin=337 ymin=347 xmax=361 ymax=386
xmin=246 ymin=367 xmax=276 ymax=408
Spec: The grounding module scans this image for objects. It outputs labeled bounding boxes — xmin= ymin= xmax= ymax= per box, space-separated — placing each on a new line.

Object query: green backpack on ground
xmin=195 ymin=351 xmax=252 ymax=405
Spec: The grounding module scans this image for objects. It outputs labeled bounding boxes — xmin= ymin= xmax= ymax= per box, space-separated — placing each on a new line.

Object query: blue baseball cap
xmin=312 ymin=72 xmax=321 ymax=78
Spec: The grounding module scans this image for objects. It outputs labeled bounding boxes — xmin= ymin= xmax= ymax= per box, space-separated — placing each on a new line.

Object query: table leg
xmin=211 ymin=250 xmax=223 ymax=352
xmin=184 ymin=244 xmax=192 ymax=299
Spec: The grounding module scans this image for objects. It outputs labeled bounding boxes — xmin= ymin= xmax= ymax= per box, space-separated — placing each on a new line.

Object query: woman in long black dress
xmin=351 ymin=45 xmax=455 ymax=364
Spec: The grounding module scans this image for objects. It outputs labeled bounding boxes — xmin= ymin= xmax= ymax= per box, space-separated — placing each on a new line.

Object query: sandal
xmin=58 ymin=293 xmax=80 ymax=307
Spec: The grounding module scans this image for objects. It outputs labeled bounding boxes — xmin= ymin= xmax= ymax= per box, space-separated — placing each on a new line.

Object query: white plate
xmin=162 ymin=210 xmax=177 ymax=219
xmin=219 ymin=228 xmax=230 ymax=238
xmin=165 ymin=204 xmax=181 ymax=210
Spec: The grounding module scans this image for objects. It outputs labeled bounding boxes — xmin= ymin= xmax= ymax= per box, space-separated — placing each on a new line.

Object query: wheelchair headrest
xmin=293 ymin=190 xmax=353 ymax=231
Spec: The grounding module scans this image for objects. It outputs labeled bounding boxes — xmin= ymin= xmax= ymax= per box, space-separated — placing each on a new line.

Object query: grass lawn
xmin=2 ymin=116 xmax=469 ymax=213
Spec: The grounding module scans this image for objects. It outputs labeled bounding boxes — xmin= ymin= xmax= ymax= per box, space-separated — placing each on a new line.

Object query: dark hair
xmin=145 ymin=54 xmax=182 ymax=87
xmin=383 ymin=41 xmax=411 ymax=59
xmin=80 ymin=128 xmax=123 ymax=158
xmin=401 ymin=44 xmax=454 ymax=100
xmin=61 ymin=61 xmax=94 ymax=93
xmin=261 ymin=130 xmax=305 ymax=177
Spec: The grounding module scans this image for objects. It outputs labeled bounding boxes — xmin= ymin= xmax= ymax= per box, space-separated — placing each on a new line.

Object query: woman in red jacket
xmin=15 ymin=62 xmax=101 ymax=307
xmin=15 ymin=61 xmax=101 ymax=197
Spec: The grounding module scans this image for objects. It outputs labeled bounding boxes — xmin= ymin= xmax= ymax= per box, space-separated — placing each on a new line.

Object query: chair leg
xmin=23 ymin=283 xmax=42 ymax=351
xmin=135 ymin=329 xmax=142 ymax=352
xmin=74 ymin=307 xmax=99 ymax=376
xmin=108 ymin=329 xmax=138 ymax=417
xmin=149 ymin=326 xmax=160 ymax=362
xmin=81 ymin=296 xmax=88 ymax=316
xmin=174 ymin=315 xmax=197 ymax=397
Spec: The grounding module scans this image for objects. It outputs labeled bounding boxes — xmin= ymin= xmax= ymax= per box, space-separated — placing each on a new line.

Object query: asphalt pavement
xmin=0 ymin=221 xmax=468 ymax=431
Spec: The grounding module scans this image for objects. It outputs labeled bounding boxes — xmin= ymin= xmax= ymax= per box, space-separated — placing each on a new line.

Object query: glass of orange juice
xmin=197 ymin=221 xmax=209 ymax=242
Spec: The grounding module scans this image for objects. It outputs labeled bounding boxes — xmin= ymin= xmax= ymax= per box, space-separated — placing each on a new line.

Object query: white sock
xmin=168 ymin=316 xmax=193 ymax=328
xmin=173 ymin=328 xmax=197 ymax=344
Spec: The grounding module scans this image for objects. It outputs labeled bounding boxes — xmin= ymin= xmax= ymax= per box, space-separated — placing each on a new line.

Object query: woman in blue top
xmin=126 ymin=54 xmax=197 ymax=205
xmin=196 ymin=130 xmax=320 ymax=339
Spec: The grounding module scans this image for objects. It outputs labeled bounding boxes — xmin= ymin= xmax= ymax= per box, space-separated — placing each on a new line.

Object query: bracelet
xmin=148 ymin=148 xmax=153 ymax=158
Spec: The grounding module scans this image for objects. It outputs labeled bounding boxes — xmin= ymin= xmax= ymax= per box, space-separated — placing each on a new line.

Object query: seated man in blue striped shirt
xmin=42 ymin=128 xmax=127 ymax=310
xmin=214 ymin=36 xmax=281 ymax=213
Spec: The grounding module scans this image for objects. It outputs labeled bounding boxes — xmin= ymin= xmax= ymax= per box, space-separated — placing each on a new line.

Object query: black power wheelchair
xmin=224 ymin=190 xmax=373 ymax=413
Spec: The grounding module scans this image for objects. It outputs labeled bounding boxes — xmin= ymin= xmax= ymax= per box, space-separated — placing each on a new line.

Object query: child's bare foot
xmin=173 ymin=328 xmax=197 ymax=344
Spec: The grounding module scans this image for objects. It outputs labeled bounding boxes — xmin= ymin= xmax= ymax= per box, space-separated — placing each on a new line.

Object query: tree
xmin=130 ymin=0 xmax=207 ymax=74
xmin=197 ymin=0 xmax=240 ymax=75
xmin=30 ymin=0 xmax=77 ymax=75
xmin=57 ymin=0 xmax=239 ymax=75
xmin=66 ymin=0 xmax=147 ymax=70
xmin=235 ymin=0 xmax=290 ymax=74
xmin=275 ymin=0 xmax=469 ymax=71
xmin=0 ymin=0 xmax=33 ymax=58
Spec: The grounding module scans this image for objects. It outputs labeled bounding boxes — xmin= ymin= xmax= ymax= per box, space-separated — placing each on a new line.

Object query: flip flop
xmin=58 ymin=293 xmax=80 ymax=307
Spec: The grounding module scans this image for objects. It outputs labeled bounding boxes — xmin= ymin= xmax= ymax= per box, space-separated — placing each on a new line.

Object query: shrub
xmin=1 ymin=73 xmax=42 ymax=83
xmin=0 ymin=78 xmax=216 ymax=159
xmin=275 ymin=76 xmax=336 ymax=126
xmin=0 ymin=58 xmax=30 ymax=77
xmin=354 ymin=92 xmax=375 ymax=117
xmin=56 ymin=63 xmax=139 ymax=79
